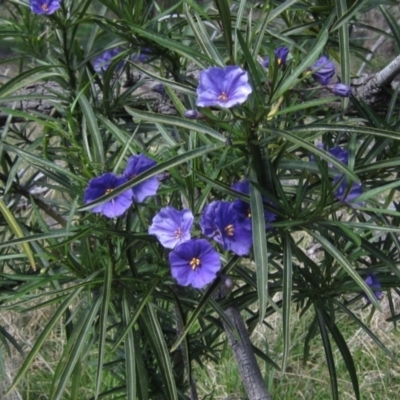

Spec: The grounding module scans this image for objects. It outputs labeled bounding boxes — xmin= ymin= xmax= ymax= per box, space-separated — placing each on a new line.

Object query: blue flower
xmin=311 ymin=56 xmax=335 ymax=85
xmin=196 ymin=66 xmax=252 ymax=108
xmin=329 ymin=147 xmax=349 ymax=166
xmin=30 ymin=0 xmax=61 ymax=14
xmin=169 ymin=239 xmax=221 ymax=289
xmin=131 ymin=47 xmax=152 ymax=63
xmin=363 ymin=273 xmax=382 ymax=303
xmin=262 ymin=55 xmax=270 ymax=68
xmin=123 ymin=154 xmax=160 ymax=203
xmin=148 ymin=207 xmax=194 ymax=249
xmin=200 ymin=201 xmax=253 ymax=256
xmin=329 ymin=83 xmax=352 ymax=97
xmin=262 ymin=46 xmax=290 ymax=68
xmin=274 ymin=46 xmax=289 ymax=66
xmin=93 ymin=49 xmax=120 ymax=73
xmin=84 ymin=173 xmax=133 ymax=218
xmin=232 ymin=180 xmax=276 ymax=227
xmin=333 ymin=176 xmax=362 ymax=203
xmin=184 ymin=110 xmax=204 ymax=119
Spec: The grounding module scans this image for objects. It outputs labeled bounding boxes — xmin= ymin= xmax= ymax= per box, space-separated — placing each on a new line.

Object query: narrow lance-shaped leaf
xmin=5 ymin=286 xmax=85 ymax=395
xmin=122 ymin=293 xmax=136 ymax=400
xmin=306 ymin=229 xmax=382 ymax=310
xmin=95 ymin=262 xmax=113 ymax=399
xmin=0 ymin=198 xmax=36 ymax=271
xmin=249 ymin=173 xmax=269 ymax=324
xmin=316 ymin=306 xmax=339 ymax=400
xmin=282 ymin=232 xmax=292 ymax=371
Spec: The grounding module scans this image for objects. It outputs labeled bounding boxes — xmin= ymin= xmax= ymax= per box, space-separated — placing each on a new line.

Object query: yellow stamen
xmin=218 ymin=91 xmax=228 ymax=102
xmin=224 ymin=224 xmax=234 ymax=236
xmin=105 ymin=188 xmax=113 ymax=194
xmin=190 ymin=257 xmax=201 ymax=271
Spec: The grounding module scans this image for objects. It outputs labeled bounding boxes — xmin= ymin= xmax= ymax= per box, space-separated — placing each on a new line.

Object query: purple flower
xmin=123 ymin=154 xmax=159 ymax=203
xmin=274 ymin=46 xmax=289 ymax=66
xmin=333 ymin=176 xmax=362 ymax=203
xmin=93 ymin=49 xmax=120 ymax=73
xmin=84 ymin=173 xmax=133 ymax=218
xmin=184 ymin=110 xmax=204 ymax=119
xmin=196 ymin=66 xmax=252 ymax=108
xmin=363 ymin=273 xmax=382 ymax=303
xmin=311 ymin=56 xmax=335 ymax=85
xmin=262 ymin=55 xmax=270 ymax=68
xmin=329 ymin=83 xmax=352 ymax=97
xmin=329 ymin=147 xmax=349 ymax=167
xmin=30 ymin=0 xmax=61 ymax=14
xmin=200 ymin=201 xmax=253 ymax=256
xmin=232 ymin=180 xmax=276 ymax=226
xmin=152 ymin=84 xmax=165 ymax=94
xmin=169 ymin=239 xmax=221 ymax=289
xmin=148 ymin=207 xmax=194 ymax=249
xmin=131 ymin=47 xmax=152 ymax=63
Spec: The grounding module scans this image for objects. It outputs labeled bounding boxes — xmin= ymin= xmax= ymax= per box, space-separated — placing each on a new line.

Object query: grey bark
xmin=222 ymin=306 xmax=272 ymax=400
xmin=215 ymin=278 xmax=272 ymax=400
xmin=352 ymin=54 xmax=400 ymax=106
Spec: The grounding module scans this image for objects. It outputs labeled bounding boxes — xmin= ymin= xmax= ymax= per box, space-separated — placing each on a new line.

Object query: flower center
xmin=224 ymin=224 xmax=234 ymax=236
xmin=190 ymin=257 xmax=201 ymax=270
xmin=174 ymin=227 xmax=182 ymax=239
xmin=105 ymin=188 xmax=113 ymax=194
xmin=41 ymin=3 xmax=49 ymax=11
xmin=218 ymin=91 xmax=229 ymax=102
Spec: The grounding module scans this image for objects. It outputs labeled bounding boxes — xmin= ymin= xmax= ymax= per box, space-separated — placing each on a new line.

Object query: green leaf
xmin=323 ymin=310 xmax=360 ymax=400
xmin=111 ymin=278 xmax=160 ymax=352
xmin=379 ymin=5 xmax=400 ymax=49
xmin=78 ymin=94 xmax=104 ymax=167
xmin=0 ymin=198 xmax=36 ymax=271
xmin=315 ymin=306 xmax=339 ymax=400
xmin=122 ymin=293 xmax=136 ymax=400
xmin=335 ymin=0 xmax=350 ymax=110
xmin=184 ymin=5 xmax=224 ymax=66
xmin=142 ymin=304 xmax=178 ymax=400
xmin=306 ymin=229 xmax=382 ymax=311
xmin=214 ymin=0 xmax=233 ymax=62
xmin=95 ymin=262 xmax=113 ymax=399
xmin=0 ymin=67 xmax=61 ymax=97
xmin=333 ymin=299 xmax=396 ymax=362
xmin=263 ymin=127 xmax=360 ymax=182
xmin=282 ymin=232 xmax=292 ymax=371
xmin=5 ymin=286 xmax=84 ymax=395
xmin=51 ymin=296 xmax=102 ymax=400
xmin=124 ymin=107 xmax=226 ymax=142
xmin=249 ymin=173 xmax=269 ymax=324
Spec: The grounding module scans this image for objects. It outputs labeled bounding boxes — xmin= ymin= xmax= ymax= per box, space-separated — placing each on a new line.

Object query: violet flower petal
xmin=30 ymin=0 xmax=61 ymax=14
xmin=196 ymin=66 xmax=252 ymax=108
xmin=123 ymin=154 xmax=160 ymax=203
xmin=148 ymin=207 xmax=194 ymax=249
xmin=169 ymin=239 xmax=221 ymax=288
xmin=311 ymin=56 xmax=335 ymax=85
xmin=84 ymin=173 xmax=133 ymax=218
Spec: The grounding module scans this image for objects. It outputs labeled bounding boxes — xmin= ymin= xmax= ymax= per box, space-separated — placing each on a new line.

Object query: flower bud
xmin=330 ymin=83 xmax=351 ymax=97
xmin=184 ymin=110 xmax=204 ymax=119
